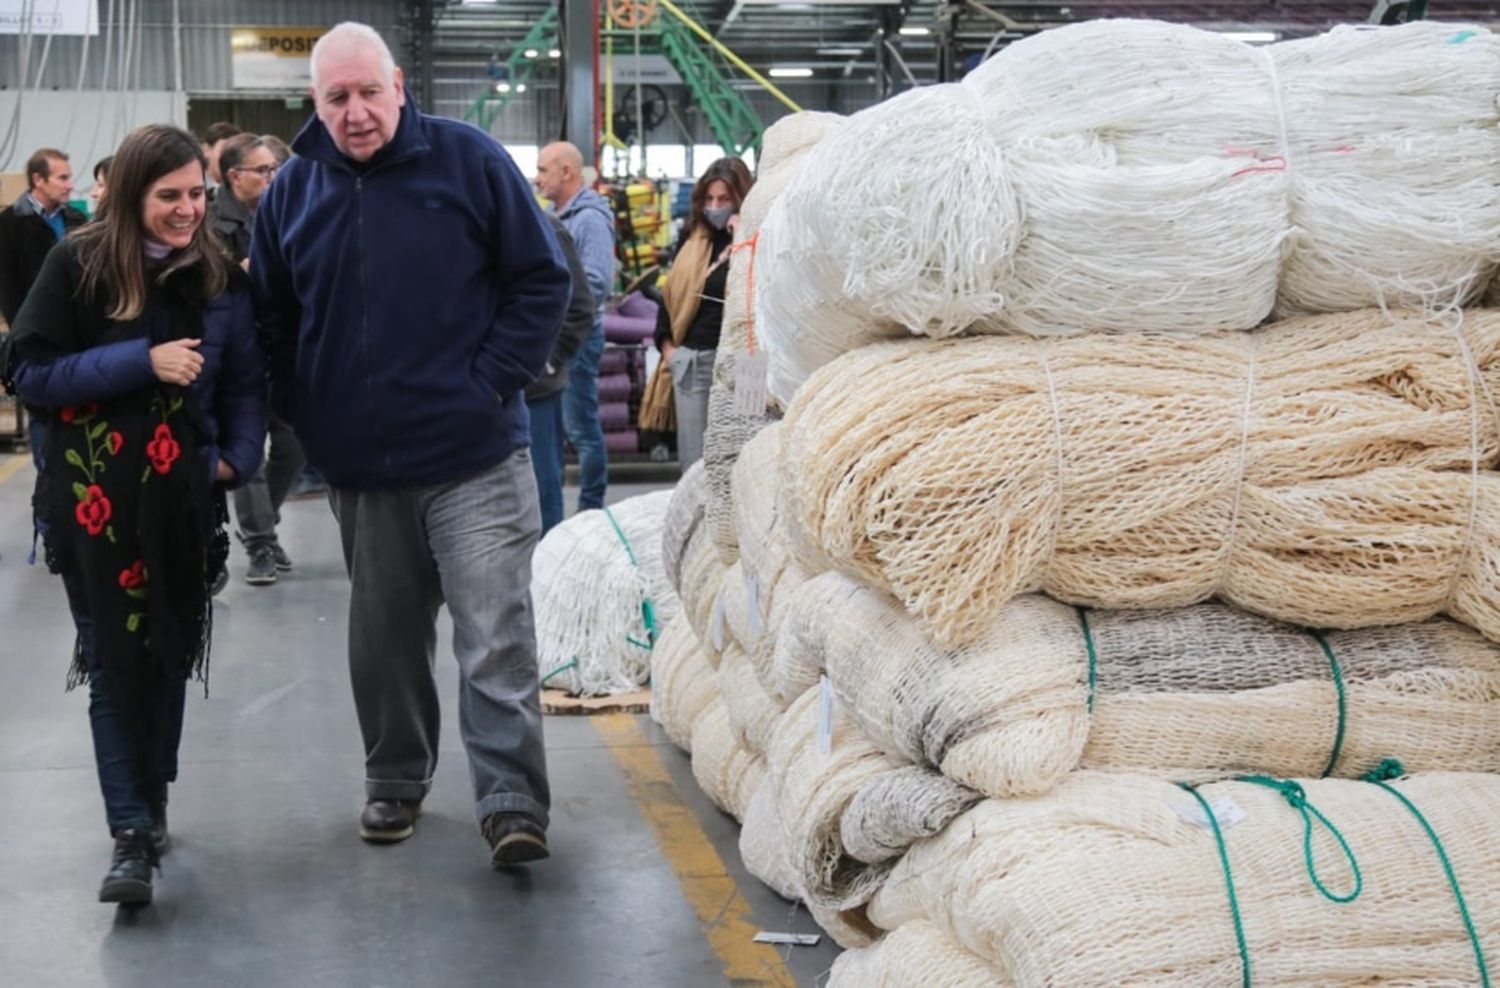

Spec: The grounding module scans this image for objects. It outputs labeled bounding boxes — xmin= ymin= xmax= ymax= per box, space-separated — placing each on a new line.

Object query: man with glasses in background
xmin=212 ymin=134 xmax=303 ymax=588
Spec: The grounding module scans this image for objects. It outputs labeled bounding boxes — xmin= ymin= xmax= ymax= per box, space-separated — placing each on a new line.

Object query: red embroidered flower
xmin=107 ymin=431 xmax=124 ymax=455
xmin=118 ymin=560 xmax=147 ymax=590
xmin=75 ymin=485 xmax=112 ymax=536
xmin=59 ymin=403 xmax=99 ymax=424
xmin=146 ymin=423 xmax=181 ymax=475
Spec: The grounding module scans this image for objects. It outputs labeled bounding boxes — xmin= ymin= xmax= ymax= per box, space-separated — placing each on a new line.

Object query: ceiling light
xmin=516 ymin=83 xmax=527 ymax=93
xmin=1218 ymin=31 xmax=1278 ymax=43
xmin=769 ymin=66 xmax=814 ymax=78
xmin=816 ymin=47 xmax=862 ymax=56
xmin=898 ymin=26 xmax=930 ymax=36
xmin=548 ymin=48 xmax=561 ymax=58
xmin=495 ymin=81 xmax=511 ymax=93
xmin=523 ymin=48 xmax=539 ymax=58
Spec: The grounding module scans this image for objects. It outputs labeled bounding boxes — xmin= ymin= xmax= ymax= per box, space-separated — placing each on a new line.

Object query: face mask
xmin=704 ymin=205 xmax=733 ymax=230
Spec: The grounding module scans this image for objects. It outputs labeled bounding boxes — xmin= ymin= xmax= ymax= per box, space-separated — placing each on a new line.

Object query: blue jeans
xmin=61 ymin=567 xmax=185 ymax=835
xmin=525 ymin=392 xmax=566 ymax=535
xmin=563 ymin=323 xmax=608 ymax=511
xmin=329 ymin=451 xmax=550 ymax=827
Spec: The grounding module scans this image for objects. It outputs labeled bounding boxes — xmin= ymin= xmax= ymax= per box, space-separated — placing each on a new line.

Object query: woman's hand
xmin=150 ymin=338 xmax=203 ymax=386
xmin=214 ymin=459 xmax=235 ymax=482
xmin=661 ymin=341 xmax=678 ymax=362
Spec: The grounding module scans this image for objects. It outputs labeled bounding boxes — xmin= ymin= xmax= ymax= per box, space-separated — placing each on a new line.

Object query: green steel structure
xmin=464 ymin=2 xmax=766 ymax=157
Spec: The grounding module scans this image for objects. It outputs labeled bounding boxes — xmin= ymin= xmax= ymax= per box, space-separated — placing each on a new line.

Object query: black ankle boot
xmin=99 ymin=829 xmax=158 ymax=906
xmin=148 ymin=786 xmax=170 ymax=856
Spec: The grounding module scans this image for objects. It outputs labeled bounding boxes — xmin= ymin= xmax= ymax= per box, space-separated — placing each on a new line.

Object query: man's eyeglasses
xmin=232 ymin=165 xmax=279 ymax=178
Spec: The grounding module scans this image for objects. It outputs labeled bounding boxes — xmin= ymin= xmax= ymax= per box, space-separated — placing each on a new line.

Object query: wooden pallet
xmin=541 ymin=688 xmax=651 ymax=716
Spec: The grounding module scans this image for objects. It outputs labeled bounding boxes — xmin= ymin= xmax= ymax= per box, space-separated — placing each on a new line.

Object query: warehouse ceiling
xmin=431 ymin=0 xmax=1500 ymax=95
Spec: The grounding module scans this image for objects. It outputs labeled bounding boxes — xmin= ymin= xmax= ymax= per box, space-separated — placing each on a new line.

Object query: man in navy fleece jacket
xmin=250 ymin=22 xmax=570 ymax=866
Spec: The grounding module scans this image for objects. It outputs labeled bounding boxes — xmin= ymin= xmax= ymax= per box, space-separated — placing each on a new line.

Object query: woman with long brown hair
xmin=2 ymin=124 xmax=265 ymax=906
xmin=639 ymin=157 xmax=753 ymax=470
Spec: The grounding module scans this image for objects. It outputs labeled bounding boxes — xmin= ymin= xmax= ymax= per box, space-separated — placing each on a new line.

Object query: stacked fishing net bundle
xmin=647 ymin=20 xmax=1500 ymax=980
xmin=703 ymin=111 xmax=844 ymax=566
xmin=530 ymin=490 xmax=679 ymax=697
xmin=754 ymin=19 xmax=1500 ymax=400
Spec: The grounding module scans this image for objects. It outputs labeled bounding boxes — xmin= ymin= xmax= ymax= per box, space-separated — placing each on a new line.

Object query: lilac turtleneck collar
xmin=144 ymin=239 xmax=173 ymax=261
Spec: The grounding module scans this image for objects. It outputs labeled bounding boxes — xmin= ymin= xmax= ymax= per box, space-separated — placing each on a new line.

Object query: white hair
xmin=310 ymin=22 xmax=398 ymax=90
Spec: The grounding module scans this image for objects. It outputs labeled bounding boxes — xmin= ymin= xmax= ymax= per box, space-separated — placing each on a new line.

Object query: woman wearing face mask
xmin=2 ymin=124 xmax=265 ymax=907
xmin=640 ymin=157 xmax=753 ymax=471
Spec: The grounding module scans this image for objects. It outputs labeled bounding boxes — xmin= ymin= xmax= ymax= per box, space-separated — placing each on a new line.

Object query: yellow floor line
xmin=0 ymin=454 xmax=30 ymax=486
xmin=594 ymin=714 xmax=797 ymax=988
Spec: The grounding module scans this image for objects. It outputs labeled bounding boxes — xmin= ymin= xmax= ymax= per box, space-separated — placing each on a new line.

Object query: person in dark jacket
xmin=251 ymin=23 xmax=570 ymax=866
xmin=641 ymin=157 xmax=753 ymax=470
xmin=525 ymin=213 xmax=595 ymax=535
xmin=211 ymin=133 xmax=304 ymax=586
xmin=4 ymin=124 xmax=266 ymax=907
xmin=0 ymin=148 xmax=87 ymax=325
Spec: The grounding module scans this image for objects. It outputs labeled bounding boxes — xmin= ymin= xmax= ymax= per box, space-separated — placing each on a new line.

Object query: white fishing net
xmin=532 ymin=491 xmax=681 ymax=696
xmin=662 ymin=459 xmax=709 ymax=597
xmin=869 ymin=771 xmax=1500 ymax=986
xmin=689 ymin=698 xmax=765 ymax=821
xmin=782 ymin=309 xmax=1500 ymax=648
xmin=755 ymin=20 xmax=1500 ymax=399
xmin=703 ymin=112 xmax=845 ymax=566
xmin=648 ymin=614 xmax=718 ymax=753
xmin=827 ymin=921 xmax=1006 ymax=988
xmin=779 ymin=572 xmax=1500 ymax=798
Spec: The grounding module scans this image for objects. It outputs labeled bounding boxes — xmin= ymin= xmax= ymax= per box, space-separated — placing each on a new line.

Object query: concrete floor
xmin=0 ymin=458 xmax=839 ymax=988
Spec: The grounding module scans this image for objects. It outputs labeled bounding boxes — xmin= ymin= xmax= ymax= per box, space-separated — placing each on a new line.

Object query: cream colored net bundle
xmin=648 ymin=615 xmax=718 ymax=753
xmin=703 ymin=113 xmax=844 ymax=566
xmin=677 ymin=529 xmax=726 ymax=662
xmin=689 ymin=699 xmax=765 ymax=821
xmin=755 ymin=20 xmax=1500 ymax=400
xmin=870 ymin=771 xmax=1500 ymax=986
xmin=827 ymin=921 xmax=1008 ymax=988
xmin=739 ymin=778 xmax=803 ymax=902
xmin=531 ymin=490 xmax=680 ymax=696
xmin=661 ymin=459 xmax=709 ymax=597
xmin=786 ymin=572 xmax=1500 ymax=798
xmin=781 ymin=309 xmax=1500 ymax=649
xmin=716 ymin=641 xmax=786 ymax=757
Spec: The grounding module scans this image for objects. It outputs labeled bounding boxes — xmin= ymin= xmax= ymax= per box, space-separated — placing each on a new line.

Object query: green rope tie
xmin=540 ymin=657 xmax=579 ymax=687
xmin=603 ymin=506 xmax=659 ymax=650
xmin=1308 ymin=631 xmax=1348 ymax=778
xmin=1237 ymin=775 xmax=1363 ymax=903
xmin=1075 ymin=607 xmax=1098 ymax=713
xmin=1180 ymin=783 xmax=1251 ymax=988
xmin=1362 ymin=759 xmax=1491 ymax=987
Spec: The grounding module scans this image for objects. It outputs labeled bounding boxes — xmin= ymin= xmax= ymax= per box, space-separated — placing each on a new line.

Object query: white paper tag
xmin=746 ymin=570 xmax=763 ymax=638
xmin=753 ymin=932 xmax=822 ymax=947
xmin=817 ymin=675 xmax=835 ymax=754
xmin=711 ymin=594 xmax=726 ymax=652
xmin=733 ymin=350 xmax=770 ymax=416
xmin=1177 ymin=795 xmax=1248 ymax=832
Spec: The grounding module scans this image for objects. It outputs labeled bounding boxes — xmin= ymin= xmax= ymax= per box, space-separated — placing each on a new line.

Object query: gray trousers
xmin=669 ymin=345 xmax=716 ymax=472
xmin=232 ymin=412 xmax=306 ymax=548
xmin=329 ymin=451 xmax=550 ymax=828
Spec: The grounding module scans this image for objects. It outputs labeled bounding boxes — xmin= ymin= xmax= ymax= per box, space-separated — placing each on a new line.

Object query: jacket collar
xmin=555 ymin=186 xmax=610 ymax=221
xmin=291 ymin=98 xmax=431 ymax=175
xmin=212 ymin=187 xmax=254 ymax=227
xmin=13 ymin=191 xmax=57 ymax=219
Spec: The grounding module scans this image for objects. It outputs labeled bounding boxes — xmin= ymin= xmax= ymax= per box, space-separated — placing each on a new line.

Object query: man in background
xmin=0 ymin=148 xmax=85 ymax=327
xmin=535 ymin=141 xmax=614 ymax=515
xmin=212 ymin=133 xmax=304 ymax=587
